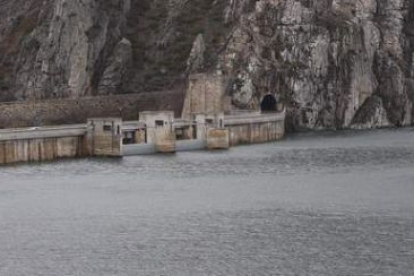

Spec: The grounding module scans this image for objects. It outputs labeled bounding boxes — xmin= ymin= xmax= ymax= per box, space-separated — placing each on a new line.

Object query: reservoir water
xmin=0 ymin=128 xmax=413 ymax=275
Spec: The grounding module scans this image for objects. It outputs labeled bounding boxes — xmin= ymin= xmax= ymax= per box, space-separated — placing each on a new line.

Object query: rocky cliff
xmin=1 ymin=0 xmax=413 ymax=130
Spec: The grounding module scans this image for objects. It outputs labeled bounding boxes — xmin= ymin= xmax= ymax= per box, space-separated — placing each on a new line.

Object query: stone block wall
xmin=0 ymin=91 xmax=184 ymax=129
xmin=182 ymin=73 xmax=225 ymax=119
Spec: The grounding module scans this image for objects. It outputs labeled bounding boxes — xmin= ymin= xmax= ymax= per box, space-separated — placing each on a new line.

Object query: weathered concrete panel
xmin=207 ymin=129 xmax=229 ymax=150
xmin=139 ymin=111 xmax=176 ymax=153
xmin=87 ymin=119 xmax=122 ymax=157
xmin=41 ymin=138 xmax=56 ymax=161
xmin=228 ymin=120 xmax=285 ymax=146
xmin=57 ymin=137 xmax=80 ymax=158
xmin=139 ymin=111 xmax=175 ymax=144
xmin=225 ymin=110 xmax=285 ymax=146
xmin=0 ymin=137 xmax=83 ymax=165
xmin=154 ymin=129 xmax=176 ymax=153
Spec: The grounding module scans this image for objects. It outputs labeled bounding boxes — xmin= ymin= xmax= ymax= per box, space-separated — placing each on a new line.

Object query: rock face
xmin=0 ymin=0 xmax=131 ymax=100
xmin=1 ymin=0 xmax=414 ymax=130
xmin=219 ymin=0 xmax=414 ymax=130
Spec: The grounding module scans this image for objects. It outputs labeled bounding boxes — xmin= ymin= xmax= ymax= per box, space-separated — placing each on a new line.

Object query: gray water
xmin=0 ymin=128 xmax=414 ymax=276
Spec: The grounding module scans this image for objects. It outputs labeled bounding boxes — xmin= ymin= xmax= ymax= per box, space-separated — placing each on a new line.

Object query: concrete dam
xmin=0 ymin=73 xmax=285 ymax=165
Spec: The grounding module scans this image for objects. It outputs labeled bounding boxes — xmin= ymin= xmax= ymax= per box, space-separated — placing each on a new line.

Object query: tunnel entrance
xmin=260 ymin=94 xmax=277 ymax=112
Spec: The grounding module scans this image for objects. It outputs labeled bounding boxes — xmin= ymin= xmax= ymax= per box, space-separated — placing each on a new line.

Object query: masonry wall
xmin=0 ymin=91 xmax=184 ymax=128
xmin=0 ymin=136 xmax=85 ymax=165
xmin=181 ymin=73 xmax=224 ymax=119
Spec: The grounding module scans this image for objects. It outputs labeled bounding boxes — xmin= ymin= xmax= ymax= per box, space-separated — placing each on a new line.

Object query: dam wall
xmin=0 ymin=118 xmax=122 ymax=165
xmin=225 ymin=112 xmax=285 ymax=146
xmin=0 ymin=110 xmax=285 ymax=165
xmin=0 ymin=125 xmax=87 ymax=164
xmin=0 ymin=71 xmax=284 ymax=165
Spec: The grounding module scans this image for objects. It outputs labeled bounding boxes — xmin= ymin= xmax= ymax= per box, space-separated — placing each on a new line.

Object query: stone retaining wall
xmin=0 ymin=91 xmax=184 ymax=128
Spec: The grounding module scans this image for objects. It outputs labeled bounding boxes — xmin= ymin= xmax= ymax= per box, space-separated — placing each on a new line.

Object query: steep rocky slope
xmin=0 ymin=0 xmax=413 ymax=130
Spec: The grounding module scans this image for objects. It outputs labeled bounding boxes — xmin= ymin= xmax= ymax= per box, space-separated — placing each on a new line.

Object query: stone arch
xmin=260 ymin=94 xmax=277 ymax=112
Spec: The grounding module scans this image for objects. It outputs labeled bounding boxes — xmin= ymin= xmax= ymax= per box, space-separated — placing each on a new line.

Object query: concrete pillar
xmin=139 ymin=111 xmax=176 ymax=153
xmin=86 ymin=118 xmax=122 ymax=157
xmin=214 ymin=112 xmax=225 ymax=128
xmin=193 ymin=113 xmax=207 ymax=141
xmin=206 ymin=128 xmax=230 ymax=150
xmin=134 ymin=130 xmax=146 ymax=144
xmin=205 ymin=112 xmax=229 ymax=150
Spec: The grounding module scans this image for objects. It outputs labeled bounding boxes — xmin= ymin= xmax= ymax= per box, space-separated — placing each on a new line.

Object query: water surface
xmin=0 ymin=128 xmax=413 ymax=275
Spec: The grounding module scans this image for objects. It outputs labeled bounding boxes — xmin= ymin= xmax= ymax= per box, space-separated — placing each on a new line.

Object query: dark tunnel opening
xmin=260 ymin=94 xmax=277 ymax=112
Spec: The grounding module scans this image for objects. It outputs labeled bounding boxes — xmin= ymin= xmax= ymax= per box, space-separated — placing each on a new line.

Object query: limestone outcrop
xmin=0 ymin=0 xmax=130 ymax=100
xmin=219 ymin=0 xmax=414 ymax=130
xmin=1 ymin=0 xmax=414 ymax=130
